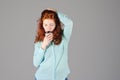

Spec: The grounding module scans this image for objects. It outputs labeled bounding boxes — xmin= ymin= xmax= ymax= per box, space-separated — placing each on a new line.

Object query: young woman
xmin=33 ymin=9 xmax=73 ymax=80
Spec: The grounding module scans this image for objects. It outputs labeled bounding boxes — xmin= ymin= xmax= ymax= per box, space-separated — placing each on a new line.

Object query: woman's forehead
xmin=43 ymin=19 xmax=55 ymax=24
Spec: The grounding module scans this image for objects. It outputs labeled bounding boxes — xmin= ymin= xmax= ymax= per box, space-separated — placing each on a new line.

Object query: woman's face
xmin=43 ymin=19 xmax=56 ymax=32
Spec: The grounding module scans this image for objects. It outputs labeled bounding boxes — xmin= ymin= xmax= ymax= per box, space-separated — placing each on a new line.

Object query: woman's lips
xmin=45 ymin=31 xmax=53 ymax=33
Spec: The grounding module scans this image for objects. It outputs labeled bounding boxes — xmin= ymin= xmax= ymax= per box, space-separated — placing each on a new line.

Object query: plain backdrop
xmin=0 ymin=0 xmax=120 ymax=80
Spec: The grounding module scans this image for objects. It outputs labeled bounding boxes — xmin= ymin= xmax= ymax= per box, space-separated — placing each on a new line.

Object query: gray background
xmin=0 ymin=0 xmax=120 ymax=80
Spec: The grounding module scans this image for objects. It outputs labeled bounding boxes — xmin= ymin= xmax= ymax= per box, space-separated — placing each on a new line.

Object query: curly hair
xmin=34 ymin=9 xmax=63 ymax=45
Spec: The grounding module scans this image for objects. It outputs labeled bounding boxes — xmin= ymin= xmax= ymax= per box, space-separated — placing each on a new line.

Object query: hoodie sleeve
xmin=33 ymin=42 xmax=46 ymax=68
xmin=57 ymin=12 xmax=73 ymax=42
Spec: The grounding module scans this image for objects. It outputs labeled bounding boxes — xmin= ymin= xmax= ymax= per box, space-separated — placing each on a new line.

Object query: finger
xmin=46 ymin=36 xmax=52 ymax=40
xmin=47 ymin=35 xmax=53 ymax=39
xmin=45 ymin=33 xmax=50 ymax=37
xmin=47 ymin=8 xmax=56 ymax=12
xmin=47 ymin=33 xmax=53 ymax=38
xmin=48 ymin=37 xmax=53 ymax=41
xmin=45 ymin=33 xmax=52 ymax=37
xmin=49 ymin=38 xmax=53 ymax=42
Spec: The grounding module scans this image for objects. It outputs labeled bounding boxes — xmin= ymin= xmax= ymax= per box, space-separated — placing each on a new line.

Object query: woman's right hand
xmin=41 ymin=33 xmax=53 ymax=50
xmin=47 ymin=8 xmax=56 ymax=12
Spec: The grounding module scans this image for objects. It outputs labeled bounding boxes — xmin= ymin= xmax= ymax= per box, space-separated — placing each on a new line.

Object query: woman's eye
xmin=44 ymin=24 xmax=47 ymax=27
xmin=50 ymin=24 xmax=54 ymax=26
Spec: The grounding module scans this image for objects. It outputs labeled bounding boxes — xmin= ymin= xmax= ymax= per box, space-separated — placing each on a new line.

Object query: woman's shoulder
xmin=34 ymin=41 xmax=42 ymax=46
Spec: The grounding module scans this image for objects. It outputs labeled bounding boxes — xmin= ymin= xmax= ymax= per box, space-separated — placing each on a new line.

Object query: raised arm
xmin=33 ymin=42 xmax=46 ymax=68
xmin=57 ymin=12 xmax=73 ymax=42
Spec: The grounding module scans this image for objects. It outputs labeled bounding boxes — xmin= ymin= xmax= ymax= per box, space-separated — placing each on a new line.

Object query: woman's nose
xmin=48 ymin=26 xmax=51 ymax=30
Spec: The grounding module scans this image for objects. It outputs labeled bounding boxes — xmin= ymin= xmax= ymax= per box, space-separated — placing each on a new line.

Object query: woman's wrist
xmin=41 ymin=43 xmax=46 ymax=50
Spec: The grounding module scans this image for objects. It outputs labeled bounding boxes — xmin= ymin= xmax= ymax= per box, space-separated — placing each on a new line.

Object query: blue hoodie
xmin=33 ymin=11 xmax=73 ymax=80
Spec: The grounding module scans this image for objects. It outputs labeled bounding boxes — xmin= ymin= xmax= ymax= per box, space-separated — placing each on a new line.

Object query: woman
xmin=33 ymin=9 xmax=73 ymax=80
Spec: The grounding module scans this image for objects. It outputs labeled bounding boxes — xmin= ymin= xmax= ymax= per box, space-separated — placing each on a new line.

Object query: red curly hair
xmin=34 ymin=9 xmax=63 ymax=45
